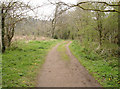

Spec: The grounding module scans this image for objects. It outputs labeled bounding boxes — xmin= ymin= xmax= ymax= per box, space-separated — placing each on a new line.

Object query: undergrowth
xmin=69 ymin=40 xmax=119 ymax=87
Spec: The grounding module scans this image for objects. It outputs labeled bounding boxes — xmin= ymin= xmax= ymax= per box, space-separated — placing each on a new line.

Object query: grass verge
xmin=2 ymin=39 xmax=60 ymax=87
xmin=57 ymin=41 xmax=70 ymax=61
xmin=0 ymin=53 xmax=2 ymax=88
xmin=69 ymin=41 xmax=119 ymax=87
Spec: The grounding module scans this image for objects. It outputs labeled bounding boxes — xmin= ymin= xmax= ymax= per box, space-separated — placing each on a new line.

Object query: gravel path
xmin=36 ymin=41 xmax=101 ymax=87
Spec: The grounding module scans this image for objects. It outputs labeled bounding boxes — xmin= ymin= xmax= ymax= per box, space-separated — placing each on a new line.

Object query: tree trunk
xmin=118 ymin=2 xmax=120 ymax=49
xmin=96 ymin=11 xmax=102 ymax=46
xmin=1 ymin=6 xmax=6 ymax=53
xmin=6 ymin=26 xmax=15 ymax=47
xmin=118 ymin=1 xmax=120 ymax=82
xmin=51 ymin=5 xmax=59 ymax=38
xmin=99 ymin=25 xmax=102 ymax=46
xmin=51 ymin=19 xmax=55 ymax=38
xmin=10 ymin=27 xmax=15 ymax=47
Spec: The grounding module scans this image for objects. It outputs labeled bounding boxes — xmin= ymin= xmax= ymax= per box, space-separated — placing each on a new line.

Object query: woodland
xmin=0 ymin=0 xmax=120 ymax=87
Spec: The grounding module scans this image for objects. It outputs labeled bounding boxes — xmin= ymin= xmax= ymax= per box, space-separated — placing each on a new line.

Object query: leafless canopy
xmin=48 ymin=0 xmax=120 ymax=13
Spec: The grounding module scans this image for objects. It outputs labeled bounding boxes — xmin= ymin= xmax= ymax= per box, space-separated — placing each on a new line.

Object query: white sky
xmin=20 ymin=0 xmax=77 ymax=20
xmin=21 ymin=0 xmax=119 ymax=19
xmin=2 ymin=0 xmax=119 ymax=20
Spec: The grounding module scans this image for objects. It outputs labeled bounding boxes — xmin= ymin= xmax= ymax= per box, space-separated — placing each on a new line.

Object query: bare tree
xmin=50 ymin=0 xmax=120 ymax=43
xmin=0 ymin=0 xmax=43 ymax=53
xmin=53 ymin=1 xmax=120 ymax=13
xmin=51 ymin=5 xmax=59 ymax=38
xmin=49 ymin=1 xmax=71 ymax=38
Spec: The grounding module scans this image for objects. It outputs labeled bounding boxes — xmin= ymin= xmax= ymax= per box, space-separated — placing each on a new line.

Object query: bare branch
xmin=76 ymin=1 xmax=119 ymax=7
xmin=49 ymin=1 xmax=120 ymax=13
xmin=72 ymin=4 xmax=119 ymax=13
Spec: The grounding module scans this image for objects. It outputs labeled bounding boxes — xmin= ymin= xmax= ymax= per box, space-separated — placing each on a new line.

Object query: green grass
xmin=57 ymin=41 xmax=70 ymax=61
xmin=69 ymin=41 xmax=119 ymax=87
xmin=0 ymin=53 xmax=2 ymax=88
xmin=2 ymin=40 xmax=60 ymax=87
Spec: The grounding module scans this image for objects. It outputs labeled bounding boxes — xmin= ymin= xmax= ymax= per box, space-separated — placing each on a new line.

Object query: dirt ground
xmin=36 ymin=41 xmax=102 ymax=87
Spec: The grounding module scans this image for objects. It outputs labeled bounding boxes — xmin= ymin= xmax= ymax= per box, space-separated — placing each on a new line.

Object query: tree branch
xmin=72 ymin=4 xmax=119 ymax=13
xmin=51 ymin=1 xmax=120 ymax=13
xmin=76 ymin=1 xmax=119 ymax=7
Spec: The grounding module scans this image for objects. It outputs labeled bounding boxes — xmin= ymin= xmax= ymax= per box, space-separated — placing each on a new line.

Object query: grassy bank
xmin=0 ymin=54 xmax=2 ymax=88
xmin=2 ymin=40 xmax=59 ymax=87
xmin=69 ymin=41 xmax=119 ymax=87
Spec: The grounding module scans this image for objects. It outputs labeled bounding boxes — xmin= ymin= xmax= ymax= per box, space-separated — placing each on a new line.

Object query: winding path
xmin=36 ymin=41 xmax=101 ymax=87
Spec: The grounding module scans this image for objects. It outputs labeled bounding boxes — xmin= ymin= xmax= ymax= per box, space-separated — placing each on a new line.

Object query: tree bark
xmin=98 ymin=23 xmax=102 ymax=46
xmin=51 ymin=18 xmax=56 ymax=38
xmin=51 ymin=5 xmax=59 ymax=38
xmin=118 ymin=2 xmax=120 ymax=48
xmin=8 ymin=27 xmax=15 ymax=47
xmin=1 ymin=6 xmax=6 ymax=53
xmin=118 ymin=2 xmax=120 ymax=79
xmin=96 ymin=12 xmax=102 ymax=46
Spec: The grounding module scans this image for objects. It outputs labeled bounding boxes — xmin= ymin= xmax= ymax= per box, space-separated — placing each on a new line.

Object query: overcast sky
xmin=20 ymin=0 xmax=118 ymax=20
xmin=2 ymin=0 xmax=118 ymax=20
xmin=20 ymin=0 xmax=77 ymax=20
